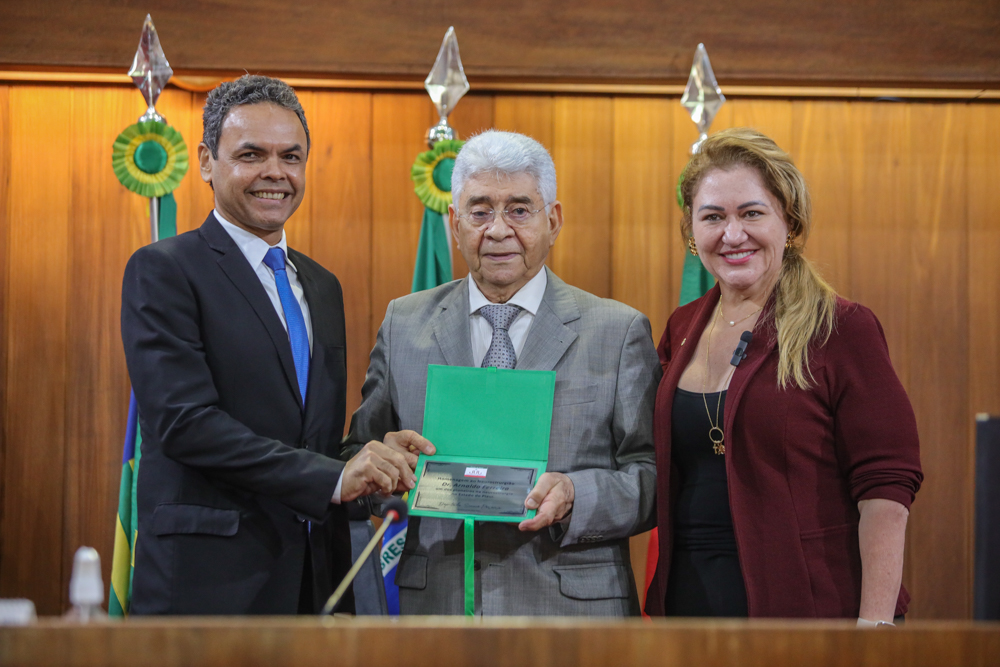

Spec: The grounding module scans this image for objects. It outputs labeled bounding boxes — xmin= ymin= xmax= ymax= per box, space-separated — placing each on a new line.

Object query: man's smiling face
xmin=449 ymin=171 xmax=563 ymax=304
xmin=199 ymin=102 xmax=307 ymax=242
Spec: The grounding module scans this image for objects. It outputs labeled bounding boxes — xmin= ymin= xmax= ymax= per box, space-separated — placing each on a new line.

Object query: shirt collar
xmin=468 ymin=268 xmax=547 ymax=315
xmin=214 ymin=209 xmax=295 ymax=273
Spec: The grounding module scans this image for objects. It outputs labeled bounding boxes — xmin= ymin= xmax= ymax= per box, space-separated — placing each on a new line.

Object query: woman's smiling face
xmin=690 ymin=165 xmax=790 ymax=296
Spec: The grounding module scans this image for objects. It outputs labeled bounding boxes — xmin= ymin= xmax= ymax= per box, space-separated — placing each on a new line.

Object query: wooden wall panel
xmin=370 ymin=94 xmax=435 ymax=334
xmin=0 ymin=86 xmax=73 ymax=615
xmin=905 ymin=104 xmax=971 ymax=618
xmin=0 ymin=85 xmax=9 ymax=590
xmin=967 ymin=105 xmax=1000 ymax=602
xmin=611 ymin=98 xmax=674 ymax=342
xmin=549 ymin=97 xmax=614 ymax=297
xmin=610 ymin=97 xmax=675 ymax=595
xmin=967 ymin=105 xmax=1000 ymax=419
xmin=730 ymin=100 xmax=794 ymax=151
xmin=0 ymin=84 xmax=998 ymax=620
xmin=283 ymin=91 xmax=315 ymax=256
xmin=848 ymin=103 xmax=912 ymax=375
xmin=3 ymin=0 xmax=999 ymax=86
xmin=307 ymin=92 xmax=374 ymax=428
xmin=493 ymin=96 xmax=555 ymax=150
xmin=790 ymin=101 xmax=852 ymax=294
xmin=63 ymin=87 xmax=149 ymax=612
xmin=847 ymin=102 xmax=917 ymax=604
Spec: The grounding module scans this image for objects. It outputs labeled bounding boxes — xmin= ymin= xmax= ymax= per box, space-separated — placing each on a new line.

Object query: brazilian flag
xmin=110 ymin=393 xmax=140 ymax=616
xmin=109 ymin=120 xmax=186 ymax=616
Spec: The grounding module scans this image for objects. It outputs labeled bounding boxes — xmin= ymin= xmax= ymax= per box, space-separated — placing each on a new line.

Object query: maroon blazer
xmin=644 ymin=285 xmax=922 ymax=618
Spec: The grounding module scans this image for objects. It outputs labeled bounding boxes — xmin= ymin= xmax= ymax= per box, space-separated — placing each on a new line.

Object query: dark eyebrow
xmin=505 ymin=195 xmax=535 ymax=205
xmin=737 ymin=200 xmax=769 ymax=209
xmin=697 ymin=204 xmax=725 ymax=212
xmin=235 ymin=143 xmax=304 ymax=154
xmin=466 ymin=195 xmax=494 ymax=206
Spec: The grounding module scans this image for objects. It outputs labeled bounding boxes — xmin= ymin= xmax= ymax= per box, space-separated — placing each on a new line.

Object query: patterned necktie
xmin=479 ymin=304 xmax=522 ymax=369
xmin=262 ymin=247 xmax=310 ymax=407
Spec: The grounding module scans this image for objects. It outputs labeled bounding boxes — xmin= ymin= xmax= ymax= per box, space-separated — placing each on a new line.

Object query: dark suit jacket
xmin=644 ymin=285 xmax=923 ymax=618
xmin=121 ymin=213 xmax=351 ymax=615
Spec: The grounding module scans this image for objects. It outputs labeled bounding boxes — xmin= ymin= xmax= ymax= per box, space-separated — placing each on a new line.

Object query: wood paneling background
xmin=0 ymin=83 xmax=997 ymax=620
xmin=2 ymin=0 xmax=1000 ymax=86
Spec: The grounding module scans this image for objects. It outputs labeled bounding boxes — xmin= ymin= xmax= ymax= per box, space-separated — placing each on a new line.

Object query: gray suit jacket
xmin=344 ymin=268 xmax=660 ymax=616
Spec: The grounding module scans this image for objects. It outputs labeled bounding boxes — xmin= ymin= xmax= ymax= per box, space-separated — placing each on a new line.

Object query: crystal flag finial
xmin=128 ymin=14 xmax=173 ymax=124
xmin=424 ymin=26 xmax=470 ymax=148
xmin=680 ymin=43 xmax=726 ymax=154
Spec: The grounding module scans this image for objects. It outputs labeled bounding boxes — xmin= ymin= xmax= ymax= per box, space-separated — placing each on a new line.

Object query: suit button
xmin=474 ymin=560 xmax=482 ymax=571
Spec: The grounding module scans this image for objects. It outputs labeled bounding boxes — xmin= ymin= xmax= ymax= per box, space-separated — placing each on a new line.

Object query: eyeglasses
xmin=458 ymin=204 xmax=548 ymax=227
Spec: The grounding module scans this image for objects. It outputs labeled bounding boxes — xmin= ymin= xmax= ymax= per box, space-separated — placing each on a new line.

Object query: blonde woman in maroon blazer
xmin=644 ymin=129 xmax=922 ymax=624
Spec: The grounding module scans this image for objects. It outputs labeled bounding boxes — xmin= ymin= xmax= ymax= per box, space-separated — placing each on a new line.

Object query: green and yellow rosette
xmin=112 ymin=121 xmax=188 ymax=198
xmin=411 ymin=139 xmax=464 ymax=213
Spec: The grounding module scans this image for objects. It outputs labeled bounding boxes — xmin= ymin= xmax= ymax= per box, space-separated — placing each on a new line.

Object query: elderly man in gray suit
xmin=345 ymin=130 xmax=661 ymax=616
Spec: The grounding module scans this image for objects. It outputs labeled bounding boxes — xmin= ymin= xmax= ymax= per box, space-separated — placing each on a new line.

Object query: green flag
xmin=411 ymin=139 xmax=464 ymax=293
xmin=412 ymin=209 xmax=452 ymax=293
xmin=679 ymin=252 xmax=715 ymax=306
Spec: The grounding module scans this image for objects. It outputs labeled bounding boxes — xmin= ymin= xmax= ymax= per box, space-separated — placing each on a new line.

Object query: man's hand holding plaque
xmin=341 ymin=430 xmax=436 ymax=502
xmin=518 ymin=472 xmax=575 ymax=531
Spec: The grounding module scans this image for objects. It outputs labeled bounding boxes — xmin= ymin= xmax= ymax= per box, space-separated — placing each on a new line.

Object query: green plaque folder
xmin=408 ymin=364 xmax=557 ymax=523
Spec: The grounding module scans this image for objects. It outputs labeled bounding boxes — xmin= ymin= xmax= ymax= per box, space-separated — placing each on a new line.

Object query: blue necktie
xmin=262 ymin=247 xmax=310 ymax=407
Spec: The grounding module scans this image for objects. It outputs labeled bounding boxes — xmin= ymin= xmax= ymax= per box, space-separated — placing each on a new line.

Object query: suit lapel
xmin=431 ymin=278 xmax=475 ymax=367
xmin=516 ymin=269 xmax=580 ymax=372
xmin=200 ymin=215 xmax=302 ymax=409
xmin=293 ymin=254 xmax=328 ymax=425
xmin=660 ymin=285 xmax=721 ymax=429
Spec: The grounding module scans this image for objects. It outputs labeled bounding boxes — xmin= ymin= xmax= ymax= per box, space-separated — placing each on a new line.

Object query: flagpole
xmin=149 ymin=197 xmax=159 ymax=243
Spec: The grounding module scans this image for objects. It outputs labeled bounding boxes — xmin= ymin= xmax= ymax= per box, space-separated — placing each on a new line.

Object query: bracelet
xmin=857 ymin=618 xmax=896 ymax=628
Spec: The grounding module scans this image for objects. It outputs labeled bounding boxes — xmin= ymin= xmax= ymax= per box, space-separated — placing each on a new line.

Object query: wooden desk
xmin=2 ymin=618 xmax=999 ymax=667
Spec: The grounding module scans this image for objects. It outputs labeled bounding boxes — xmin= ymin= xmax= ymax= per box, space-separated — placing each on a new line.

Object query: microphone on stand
xmin=320 ymin=496 xmax=409 ymax=616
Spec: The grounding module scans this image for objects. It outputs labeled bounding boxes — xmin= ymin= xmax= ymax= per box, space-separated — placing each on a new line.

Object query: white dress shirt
xmin=468 ymin=268 xmax=547 ymax=366
xmin=216 ymin=211 xmax=344 ymax=503
xmin=215 ymin=211 xmax=313 ymax=351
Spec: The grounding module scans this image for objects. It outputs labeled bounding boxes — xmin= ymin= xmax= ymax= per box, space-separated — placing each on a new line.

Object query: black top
xmin=664 ymin=388 xmax=748 ymax=617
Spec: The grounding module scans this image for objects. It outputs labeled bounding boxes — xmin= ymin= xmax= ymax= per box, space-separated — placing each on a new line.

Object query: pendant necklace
xmin=719 ymin=302 xmax=763 ymax=327
xmin=703 ymin=302 xmax=738 ymax=455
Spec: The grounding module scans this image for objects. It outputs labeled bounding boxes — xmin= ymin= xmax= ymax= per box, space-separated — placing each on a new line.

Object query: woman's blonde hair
xmin=679 ymin=128 xmax=837 ymax=389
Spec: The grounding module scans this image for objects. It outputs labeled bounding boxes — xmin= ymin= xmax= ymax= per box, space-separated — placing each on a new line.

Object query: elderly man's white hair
xmin=451 ymin=130 xmax=557 ymax=207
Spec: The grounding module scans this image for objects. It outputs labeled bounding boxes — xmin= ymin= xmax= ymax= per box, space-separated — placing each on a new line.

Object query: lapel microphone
xmin=730 ymin=331 xmax=754 ymax=367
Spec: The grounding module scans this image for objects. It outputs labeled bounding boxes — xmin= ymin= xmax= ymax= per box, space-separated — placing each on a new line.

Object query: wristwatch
xmin=856 ymin=618 xmax=896 ymax=628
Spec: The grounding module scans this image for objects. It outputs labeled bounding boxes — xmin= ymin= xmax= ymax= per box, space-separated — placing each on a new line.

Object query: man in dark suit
xmin=121 ymin=75 xmax=432 ymax=615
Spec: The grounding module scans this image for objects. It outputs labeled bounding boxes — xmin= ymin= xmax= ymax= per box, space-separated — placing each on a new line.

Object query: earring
xmin=687 ymin=237 xmax=698 ymax=256
xmin=785 ymin=233 xmax=794 ymax=250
